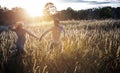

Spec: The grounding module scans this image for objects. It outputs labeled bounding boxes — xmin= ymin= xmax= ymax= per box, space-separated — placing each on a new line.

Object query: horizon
xmin=0 ymin=0 xmax=120 ymax=17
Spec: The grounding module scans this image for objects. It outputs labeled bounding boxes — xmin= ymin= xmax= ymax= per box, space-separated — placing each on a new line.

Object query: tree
xmin=0 ymin=7 xmax=30 ymax=25
xmin=99 ymin=7 xmax=112 ymax=19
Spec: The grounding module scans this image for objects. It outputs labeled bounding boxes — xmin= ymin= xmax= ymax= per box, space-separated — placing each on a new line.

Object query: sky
xmin=0 ymin=0 xmax=120 ymax=17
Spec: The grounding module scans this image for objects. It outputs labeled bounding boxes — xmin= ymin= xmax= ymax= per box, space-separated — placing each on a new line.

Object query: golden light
xmin=26 ymin=7 xmax=43 ymax=17
xmin=7 ymin=0 xmax=60 ymax=17
xmin=20 ymin=0 xmax=45 ymax=17
xmin=22 ymin=0 xmax=59 ymax=17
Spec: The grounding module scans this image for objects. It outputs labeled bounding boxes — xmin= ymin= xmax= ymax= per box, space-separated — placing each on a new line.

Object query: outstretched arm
xmin=40 ymin=28 xmax=51 ymax=41
xmin=25 ymin=29 xmax=39 ymax=39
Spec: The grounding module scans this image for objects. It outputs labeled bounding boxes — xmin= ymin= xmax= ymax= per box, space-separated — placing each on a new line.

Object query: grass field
xmin=0 ymin=19 xmax=120 ymax=73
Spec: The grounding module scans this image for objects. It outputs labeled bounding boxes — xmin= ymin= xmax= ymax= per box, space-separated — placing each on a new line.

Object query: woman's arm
xmin=39 ymin=28 xmax=51 ymax=41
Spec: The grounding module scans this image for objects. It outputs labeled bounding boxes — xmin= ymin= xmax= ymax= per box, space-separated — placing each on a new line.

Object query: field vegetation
xmin=0 ymin=19 xmax=120 ymax=73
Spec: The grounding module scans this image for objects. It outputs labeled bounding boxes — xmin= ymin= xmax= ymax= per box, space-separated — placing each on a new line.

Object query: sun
xmin=24 ymin=4 xmax=44 ymax=17
xmin=11 ymin=0 xmax=60 ymax=17
xmin=20 ymin=0 xmax=45 ymax=17
xmin=26 ymin=8 xmax=43 ymax=17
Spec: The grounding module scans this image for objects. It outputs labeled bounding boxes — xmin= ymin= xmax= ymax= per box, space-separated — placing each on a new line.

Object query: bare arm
xmin=25 ymin=29 xmax=39 ymax=39
xmin=40 ymin=28 xmax=51 ymax=41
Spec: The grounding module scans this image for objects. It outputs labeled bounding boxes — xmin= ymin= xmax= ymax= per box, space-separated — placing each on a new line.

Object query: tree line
xmin=55 ymin=6 xmax=120 ymax=20
xmin=0 ymin=6 xmax=30 ymax=25
xmin=0 ymin=6 xmax=120 ymax=25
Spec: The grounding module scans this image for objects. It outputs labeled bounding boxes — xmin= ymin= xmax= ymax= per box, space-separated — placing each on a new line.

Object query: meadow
xmin=0 ymin=19 xmax=120 ymax=73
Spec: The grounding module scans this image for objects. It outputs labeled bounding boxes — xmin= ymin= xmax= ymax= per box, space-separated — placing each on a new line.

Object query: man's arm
xmin=25 ymin=29 xmax=39 ymax=39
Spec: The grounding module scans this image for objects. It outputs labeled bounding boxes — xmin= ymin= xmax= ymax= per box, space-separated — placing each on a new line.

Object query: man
xmin=3 ymin=21 xmax=39 ymax=73
xmin=11 ymin=22 xmax=39 ymax=54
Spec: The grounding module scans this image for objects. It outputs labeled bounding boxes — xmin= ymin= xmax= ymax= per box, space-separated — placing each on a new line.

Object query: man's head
xmin=14 ymin=21 xmax=24 ymax=29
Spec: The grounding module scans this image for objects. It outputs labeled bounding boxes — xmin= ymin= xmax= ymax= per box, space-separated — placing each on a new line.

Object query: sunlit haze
xmin=0 ymin=0 xmax=120 ymax=17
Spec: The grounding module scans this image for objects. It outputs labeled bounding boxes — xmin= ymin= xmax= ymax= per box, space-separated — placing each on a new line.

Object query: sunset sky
xmin=0 ymin=0 xmax=120 ymax=17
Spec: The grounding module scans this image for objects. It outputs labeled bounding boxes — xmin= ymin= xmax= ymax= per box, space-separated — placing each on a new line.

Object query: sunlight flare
xmin=26 ymin=7 xmax=43 ymax=17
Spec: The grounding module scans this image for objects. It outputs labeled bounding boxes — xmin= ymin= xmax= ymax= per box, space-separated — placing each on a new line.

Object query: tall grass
xmin=0 ymin=19 xmax=120 ymax=73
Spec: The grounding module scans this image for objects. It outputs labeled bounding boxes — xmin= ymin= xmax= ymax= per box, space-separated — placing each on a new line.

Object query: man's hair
xmin=15 ymin=21 xmax=24 ymax=28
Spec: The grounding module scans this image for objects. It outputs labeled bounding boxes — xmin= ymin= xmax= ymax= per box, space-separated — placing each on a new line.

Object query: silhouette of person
xmin=3 ymin=21 xmax=39 ymax=73
xmin=11 ymin=21 xmax=39 ymax=54
xmin=40 ymin=18 xmax=65 ymax=53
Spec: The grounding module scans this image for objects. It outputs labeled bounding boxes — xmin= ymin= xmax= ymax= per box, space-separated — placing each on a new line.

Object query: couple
xmin=12 ymin=18 xmax=65 ymax=55
xmin=1 ymin=18 xmax=65 ymax=73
